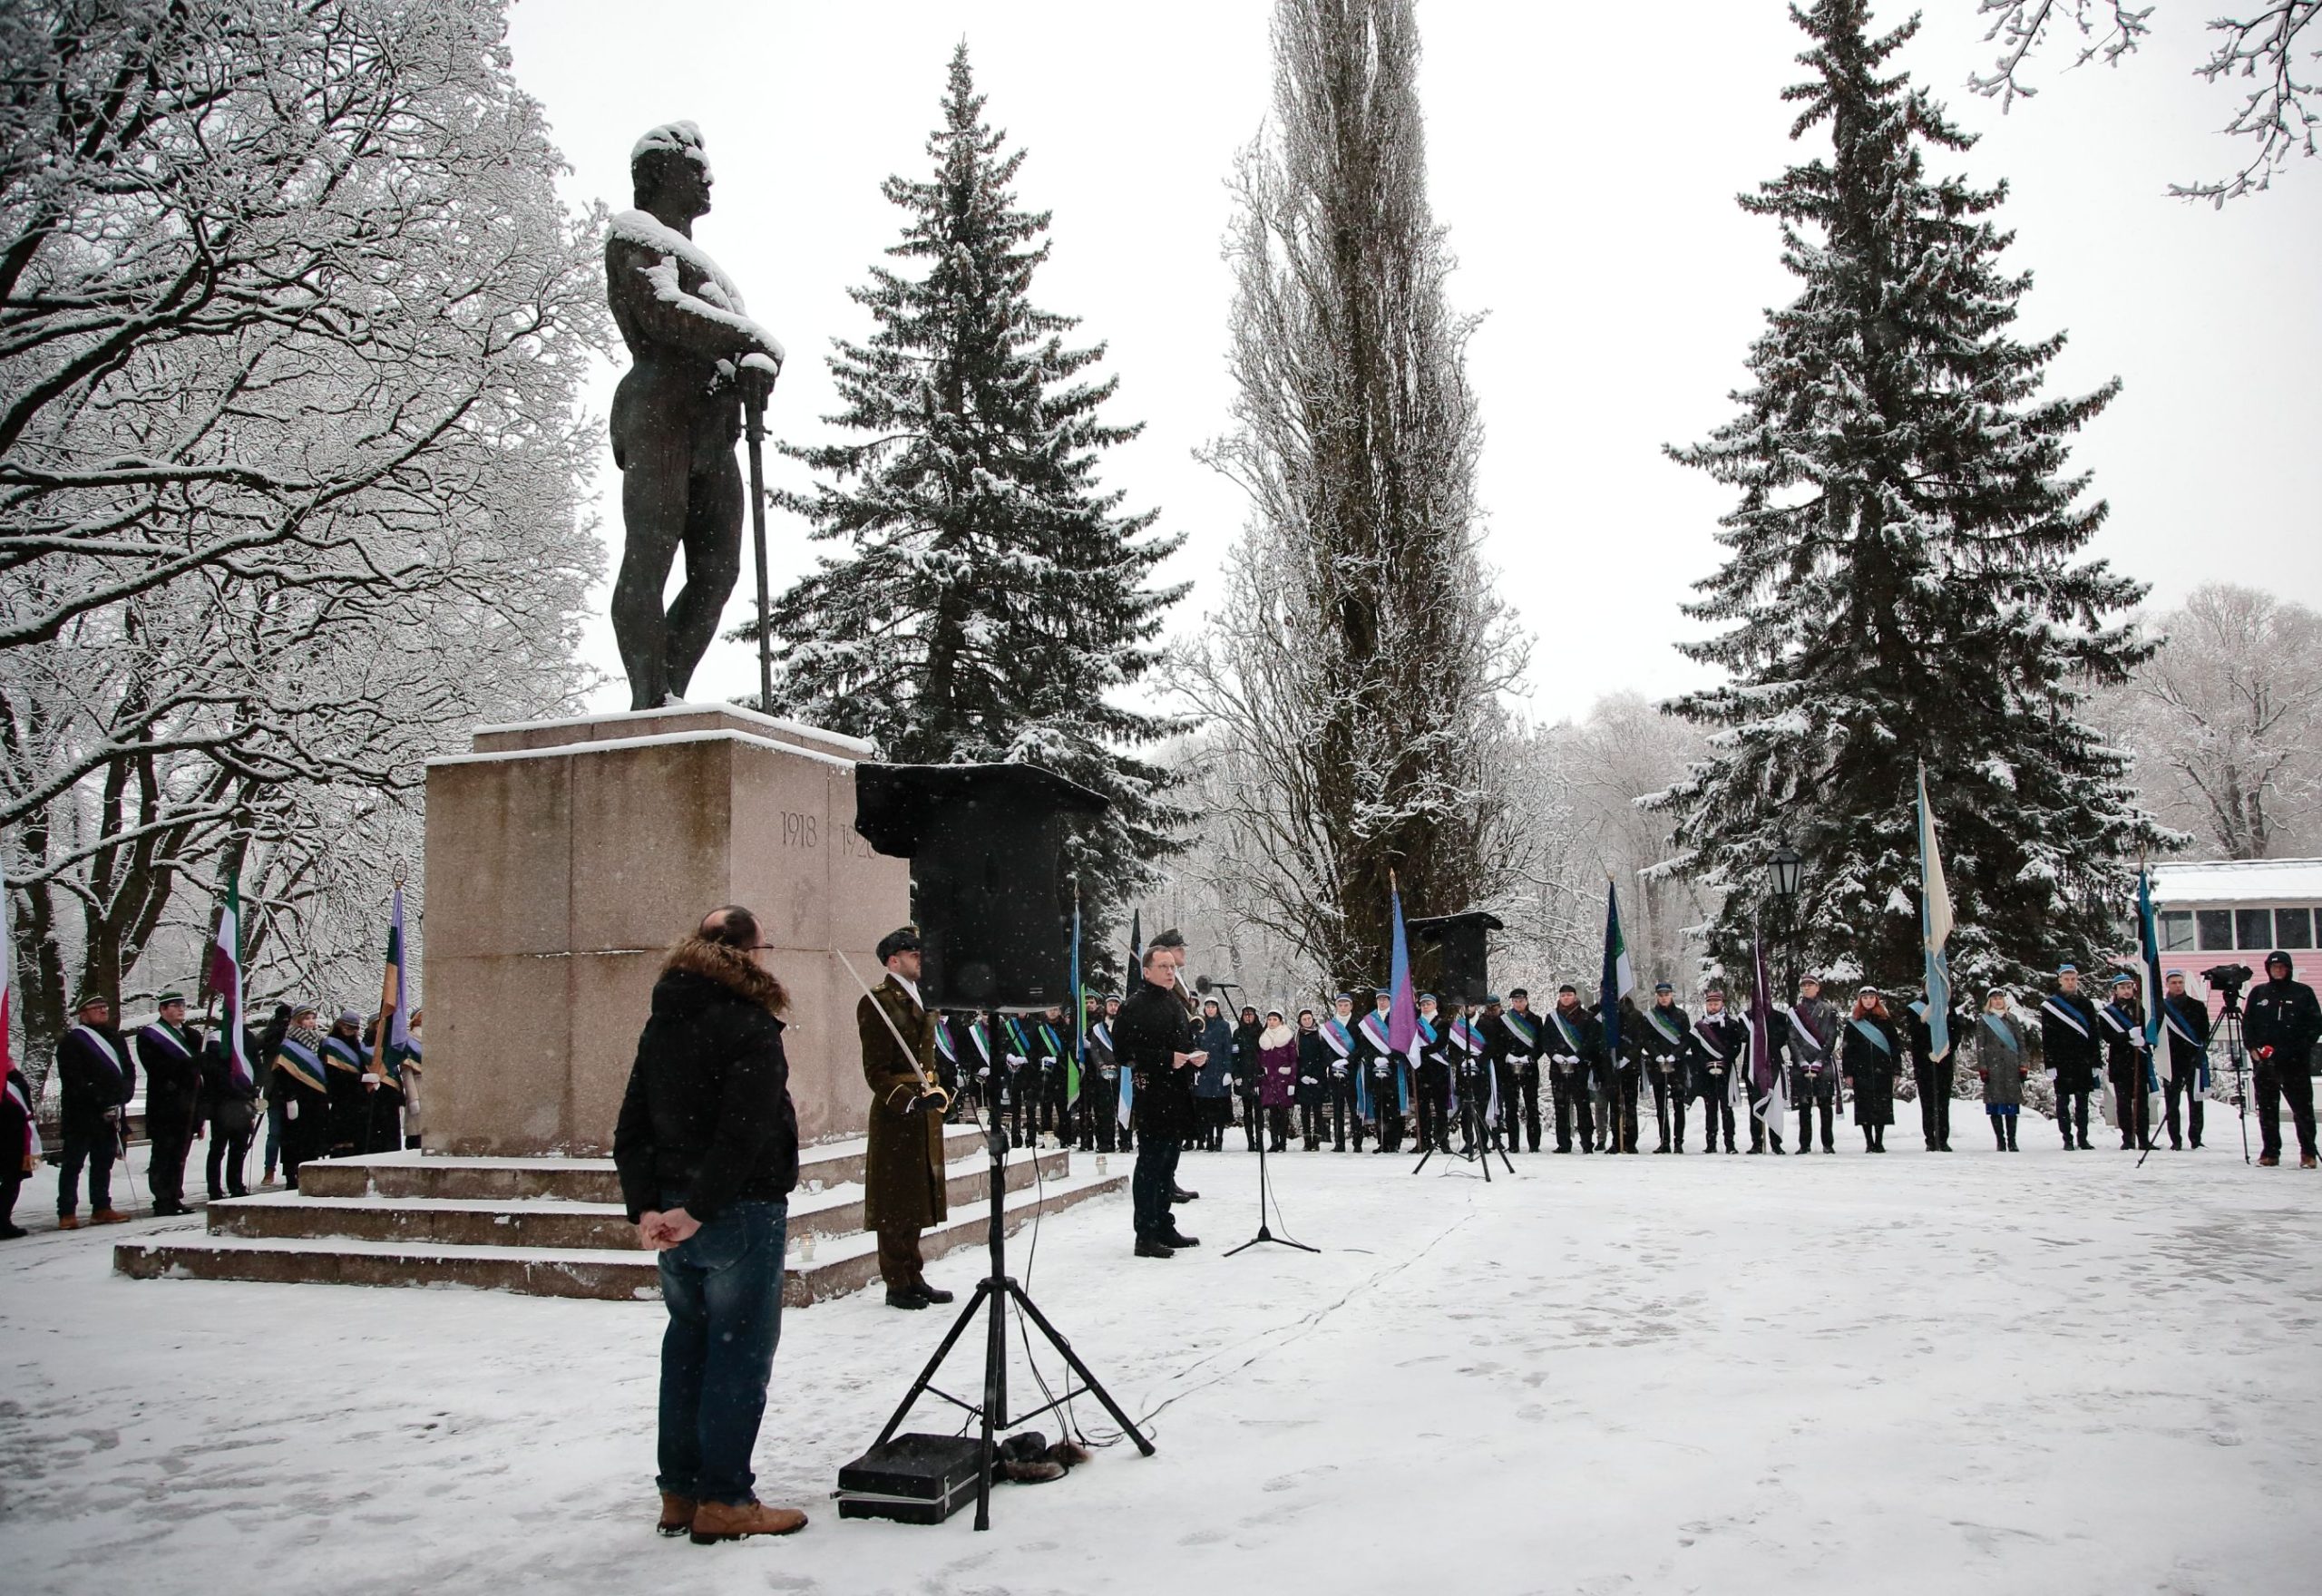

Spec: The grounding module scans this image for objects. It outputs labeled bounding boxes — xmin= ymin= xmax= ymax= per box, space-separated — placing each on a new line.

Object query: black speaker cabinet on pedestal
xmin=853 ymin=763 xmax=1108 ymax=1011
xmin=1408 ymin=910 xmax=1505 ymax=1005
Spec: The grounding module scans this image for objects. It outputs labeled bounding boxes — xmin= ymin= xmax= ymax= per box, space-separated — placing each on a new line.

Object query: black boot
xmin=2005 ymin=1117 xmax=2019 ymax=1151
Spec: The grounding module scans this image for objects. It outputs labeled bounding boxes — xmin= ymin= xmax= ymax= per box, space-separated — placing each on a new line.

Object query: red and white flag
xmin=205 ymin=865 xmax=254 ymax=1091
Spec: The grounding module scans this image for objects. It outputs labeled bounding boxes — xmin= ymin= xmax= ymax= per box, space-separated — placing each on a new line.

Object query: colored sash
xmin=1645 ymin=1007 xmax=1686 ymax=1051
xmin=2040 ymin=996 xmax=2090 ymax=1037
xmin=1450 ymin=1017 xmax=1485 ymax=1054
xmin=2099 ymin=1003 xmax=2144 ymax=1046
xmin=1783 ymin=1002 xmax=1829 ymax=1056
xmin=1322 ymin=1017 xmax=1355 ymax=1058
xmin=1089 ymin=1021 xmax=1113 ymax=1053
xmin=970 ymin=1023 xmax=992 ymax=1067
xmin=1358 ymin=1011 xmax=1392 ymax=1053
xmin=322 ymin=1035 xmax=367 ymax=1074
xmin=138 ymin=1022 xmax=193 ymax=1062
xmin=1979 ymin=1013 xmax=2018 ymax=1052
xmin=1037 ymin=1022 xmax=1066 ymax=1063
xmin=68 ymin=1024 xmax=125 ymax=1085
xmin=275 ymin=1037 xmax=328 ymax=1093
xmin=1693 ymin=1015 xmax=1734 ymax=1062
xmin=934 ymin=1022 xmax=958 ymax=1065
xmin=1501 ymin=1010 xmax=1539 ymax=1050
xmin=1548 ymin=1009 xmax=1585 ymax=1056
xmin=1002 ymin=1017 xmax=1033 ymax=1061
xmin=5 ymin=1073 xmax=42 ymax=1160
xmin=1847 ymin=1017 xmax=1892 ymax=1056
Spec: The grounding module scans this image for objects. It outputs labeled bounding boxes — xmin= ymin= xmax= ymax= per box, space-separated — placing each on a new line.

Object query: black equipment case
xmin=835 ymin=1434 xmax=988 ymax=1524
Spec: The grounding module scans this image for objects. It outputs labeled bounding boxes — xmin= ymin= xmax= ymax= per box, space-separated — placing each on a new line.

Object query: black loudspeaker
xmin=1409 ymin=910 xmax=1504 ymax=1005
xmin=854 ymin=763 xmax=1108 ymax=1011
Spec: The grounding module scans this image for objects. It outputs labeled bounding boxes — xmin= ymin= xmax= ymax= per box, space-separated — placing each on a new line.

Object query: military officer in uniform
xmin=856 ymin=929 xmax=955 ymax=1309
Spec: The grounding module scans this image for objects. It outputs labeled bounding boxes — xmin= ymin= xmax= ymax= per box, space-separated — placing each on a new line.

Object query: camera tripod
xmin=2215 ymin=987 xmax=2252 ymax=1165
xmin=871 ymin=1116 xmax=1154 ymax=1530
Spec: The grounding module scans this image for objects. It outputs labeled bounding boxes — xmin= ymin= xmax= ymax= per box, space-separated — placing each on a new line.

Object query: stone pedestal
xmin=419 ymin=704 xmax=908 ymax=1154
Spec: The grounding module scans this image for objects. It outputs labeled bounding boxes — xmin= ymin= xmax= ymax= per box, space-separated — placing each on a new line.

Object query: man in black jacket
xmin=2039 ymin=965 xmax=2103 ymax=1151
xmin=1639 ymin=983 xmax=1691 ymax=1153
xmin=55 ymin=994 xmax=134 ymax=1228
xmin=133 ymin=991 xmax=205 ymax=1215
xmin=2245 ymin=949 xmax=2322 ymax=1169
xmin=2156 ymin=971 xmax=2212 ymax=1151
xmin=1688 ymin=988 xmax=1744 ymax=1154
xmin=1117 ymin=942 xmax=1204 ymax=1256
xmin=613 ymin=905 xmax=807 ymax=1544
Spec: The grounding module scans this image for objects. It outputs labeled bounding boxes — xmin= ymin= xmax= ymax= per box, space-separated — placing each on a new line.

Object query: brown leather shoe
xmin=91 ymin=1208 xmax=131 ymax=1225
xmin=657 ymin=1491 xmax=697 ymax=1537
xmin=57 ymin=1215 xmax=83 ymax=1231
xmin=689 ymin=1500 xmax=807 ymax=1543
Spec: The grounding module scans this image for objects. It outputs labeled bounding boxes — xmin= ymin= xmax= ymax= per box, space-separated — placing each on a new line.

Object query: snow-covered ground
xmin=5 ymin=1120 xmax=2318 ymax=1595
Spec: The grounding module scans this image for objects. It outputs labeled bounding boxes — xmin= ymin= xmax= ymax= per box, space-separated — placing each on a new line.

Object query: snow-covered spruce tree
xmin=1187 ymin=0 xmax=1525 ymax=986
xmin=748 ymin=44 xmax=1185 ymax=929
xmin=1651 ymin=0 xmax=2167 ymax=996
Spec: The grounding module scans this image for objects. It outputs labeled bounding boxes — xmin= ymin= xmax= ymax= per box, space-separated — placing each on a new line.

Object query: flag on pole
xmin=2135 ymin=865 xmax=2168 ymax=1098
xmin=1129 ymin=908 xmax=1142 ymax=967
xmin=1387 ymin=876 xmax=1417 ymax=1055
xmin=1600 ymin=878 xmax=1634 ymax=1060
xmin=205 ymin=862 xmax=254 ymax=1092
xmin=1067 ymin=893 xmax=1084 ymax=1107
xmin=376 ymin=884 xmax=413 ymax=1085
xmin=1750 ymin=923 xmax=1788 ymax=1135
xmin=1916 ymin=764 xmax=1954 ymax=1064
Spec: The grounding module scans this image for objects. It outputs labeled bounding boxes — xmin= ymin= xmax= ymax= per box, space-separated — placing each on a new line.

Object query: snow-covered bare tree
xmin=1967 ymin=0 xmax=2320 ymax=201
xmin=1 ymin=0 xmax=604 ymax=1084
xmin=750 ymin=45 xmax=1186 ymax=936
xmin=2098 ymin=584 xmax=2322 ymax=858
xmin=1654 ymin=0 xmax=2168 ymax=997
xmin=1190 ymin=0 xmax=1527 ymax=985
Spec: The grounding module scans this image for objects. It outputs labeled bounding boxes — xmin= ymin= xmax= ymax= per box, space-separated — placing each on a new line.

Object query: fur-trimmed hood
xmin=660 ymin=935 xmax=788 ymax=1015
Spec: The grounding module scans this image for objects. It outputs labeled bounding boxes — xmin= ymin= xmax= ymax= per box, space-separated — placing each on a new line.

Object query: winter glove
xmin=286 ymin=1101 xmax=298 ymax=1120
xmin=2044 ymin=1069 xmax=2057 ymax=1084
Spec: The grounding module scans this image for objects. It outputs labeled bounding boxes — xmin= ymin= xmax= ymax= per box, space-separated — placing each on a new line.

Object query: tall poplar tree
xmin=1655 ymin=0 xmax=2167 ymax=993
xmin=756 ymin=44 xmax=1186 ymax=923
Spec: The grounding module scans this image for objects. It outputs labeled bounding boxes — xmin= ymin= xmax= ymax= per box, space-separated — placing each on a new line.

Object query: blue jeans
xmin=56 ymin=1128 xmax=117 ymax=1217
xmin=1131 ymin=1138 xmax=1180 ymax=1239
xmin=656 ymin=1197 xmax=787 ymax=1505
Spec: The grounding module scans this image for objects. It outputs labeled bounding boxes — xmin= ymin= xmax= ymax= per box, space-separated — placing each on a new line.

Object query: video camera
xmin=2202 ymin=962 xmax=2254 ymax=995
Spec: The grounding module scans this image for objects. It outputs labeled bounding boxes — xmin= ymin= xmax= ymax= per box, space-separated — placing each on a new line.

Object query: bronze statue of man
xmin=605 ymin=122 xmax=785 ymax=710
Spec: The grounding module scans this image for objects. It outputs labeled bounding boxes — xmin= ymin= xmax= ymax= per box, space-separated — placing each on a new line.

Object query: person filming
xmin=2245 ymin=950 xmax=2321 ymax=1169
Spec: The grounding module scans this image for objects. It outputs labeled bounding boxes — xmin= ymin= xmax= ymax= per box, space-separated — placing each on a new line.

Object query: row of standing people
xmin=908 ymin=950 xmax=2321 ymax=1168
xmin=2 ymin=990 xmax=424 ymax=1239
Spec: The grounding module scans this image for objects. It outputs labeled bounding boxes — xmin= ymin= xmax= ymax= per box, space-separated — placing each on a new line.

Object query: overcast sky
xmin=505 ymin=0 xmax=2321 ymax=727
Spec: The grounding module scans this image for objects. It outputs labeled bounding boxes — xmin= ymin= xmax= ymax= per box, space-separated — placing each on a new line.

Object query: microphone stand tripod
xmin=1225 ymin=1081 xmax=1316 ymax=1255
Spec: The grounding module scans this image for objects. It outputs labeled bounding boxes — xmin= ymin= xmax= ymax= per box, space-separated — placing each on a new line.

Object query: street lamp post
xmin=1769 ymin=842 xmax=1803 ymax=997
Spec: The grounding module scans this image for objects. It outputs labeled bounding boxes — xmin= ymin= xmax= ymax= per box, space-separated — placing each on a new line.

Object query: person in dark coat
xmin=267 ymin=1006 xmax=333 ymax=1190
xmin=356 ymin=1013 xmax=407 ymax=1154
xmin=1257 ymin=1010 xmax=1296 ymax=1153
xmin=200 ymin=1024 xmax=262 ymax=1200
xmin=55 ymin=994 xmax=134 ymax=1226
xmin=2155 ymin=970 xmax=2212 ymax=1151
xmin=2096 ymin=974 xmax=2156 ymax=1152
xmin=3 ymin=1053 xmax=39 ymax=1239
xmin=1320 ymin=993 xmax=1362 ymax=1151
xmin=855 ymin=928 xmax=952 ymax=1310
xmin=2245 ymin=949 xmax=2322 ymax=1168
xmin=1496 ymin=988 xmax=1546 ymax=1152
xmin=613 ymin=905 xmax=807 ymax=1543
xmin=1082 ymin=997 xmax=1125 ymax=1153
xmin=1193 ymin=1000 xmax=1235 ymax=1152
xmin=1355 ymin=989 xmax=1403 ymax=1152
xmin=1412 ymin=994 xmax=1452 ymax=1153
xmin=996 ymin=1011 xmax=1039 ymax=1147
xmin=1840 ymin=987 xmax=1902 ymax=1152
xmin=1233 ymin=1006 xmax=1265 ymax=1150
xmin=1906 ymin=993 xmax=1964 ymax=1153
xmin=133 ymin=991 xmax=205 ymax=1214
xmin=1782 ymin=976 xmax=1842 ymax=1153
xmin=2038 ymin=964 xmax=2103 ymax=1151
xmin=1293 ymin=1009 xmax=1330 ymax=1150
xmin=1688 ymin=988 xmax=1744 ymax=1154
xmin=1543 ymin=987 xmax=1604 ymax=1153
xmin=1636 ymin=983 xmax=1691 ymax=1153
xmin=1118 ymin=943 xmax=1204 ymax=1256
xmin=320 ymin=1011 xmax=370 ymax=1157
xmin=1972 ymin=989 xmax=2031 ymax=1151
xmin=256 ymin=1001 xmax=290 ymax=1185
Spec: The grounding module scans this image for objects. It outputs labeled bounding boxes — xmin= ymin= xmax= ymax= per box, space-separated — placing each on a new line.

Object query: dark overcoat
xmin=858 ymin=974 xmax=948 ymax=1233
xmin=1840 ymin=1009 xmax=1902 ymax=1128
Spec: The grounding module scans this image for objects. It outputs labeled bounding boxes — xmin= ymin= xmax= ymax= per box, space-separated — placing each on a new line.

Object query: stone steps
xmin=113 ymin=1130 xmax=1127 ymax=1305
xmin=115 ymin=1163 xmax=1123 ymax=1306
xmin=203 ymin=1148 xmax=1063 ymax=1251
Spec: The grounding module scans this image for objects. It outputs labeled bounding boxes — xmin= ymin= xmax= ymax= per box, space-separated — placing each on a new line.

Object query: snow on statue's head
xmin=630 ymin=121 xmax=711 ymax=209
